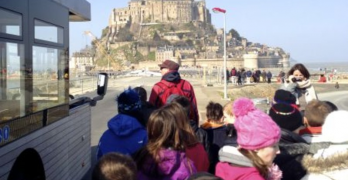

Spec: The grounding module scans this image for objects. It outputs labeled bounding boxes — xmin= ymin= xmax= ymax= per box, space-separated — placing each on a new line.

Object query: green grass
xmin=147 ymin=52 xmax=156 ymax=61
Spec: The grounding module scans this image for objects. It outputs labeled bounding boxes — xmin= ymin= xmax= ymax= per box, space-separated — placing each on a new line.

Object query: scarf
xmin=296 ymin=79 xmax=312 ymax=89
xmin=267 ymin=163 xmax=282 ymax=180
xmin=295 ymin=79 xmax=318 ymax=104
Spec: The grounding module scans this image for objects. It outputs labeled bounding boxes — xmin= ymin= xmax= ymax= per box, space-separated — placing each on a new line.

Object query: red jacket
xmin=149 ymin=78 xmax=199 ymax=123
xmin=299 ymin=126 xmax=322 ymax=135
xmin=186 ymin=143 xmax=210 ymax=172
xmin=318 ymin=76 xmax=327 ymax=82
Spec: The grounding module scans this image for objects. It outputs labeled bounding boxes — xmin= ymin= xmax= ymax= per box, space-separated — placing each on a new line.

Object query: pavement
xmin=167 ymin=77 xmax=231 ymax=124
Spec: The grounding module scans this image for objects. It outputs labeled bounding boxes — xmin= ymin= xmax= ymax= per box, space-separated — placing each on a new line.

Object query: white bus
xmin=0 ymin=1 xmax=104 ymax=180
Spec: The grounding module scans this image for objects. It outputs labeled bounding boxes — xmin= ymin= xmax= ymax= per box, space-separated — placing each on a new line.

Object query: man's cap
xmin=158 ymin=60 xmax=179 ymax=71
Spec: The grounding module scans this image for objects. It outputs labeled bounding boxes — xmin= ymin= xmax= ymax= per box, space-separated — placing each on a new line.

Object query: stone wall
xmin=140 ymin=56 xmax=285 ymax=71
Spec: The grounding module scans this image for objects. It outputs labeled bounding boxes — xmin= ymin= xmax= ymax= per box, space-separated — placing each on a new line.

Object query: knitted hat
xmin=158 ymin=60 xmax=180 ymax=70
xmin=233 ymin=98 xmax=281 ymax=150
xmin=273 ymin=89 xmax=296 ymax=105
xmin=117 ymin=88 xmax=141 ymax=113
xmin=269 ymin=103 xmax=303 ymax=131
xmin=322 ymin=110 xmax=348 ymax=143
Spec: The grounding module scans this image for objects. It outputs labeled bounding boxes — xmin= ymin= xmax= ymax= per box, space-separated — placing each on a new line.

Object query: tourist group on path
xmin=228 ymin=67 xmax=273 ymax=85
xmin=93 ymin=60 xmax=348 ymax=180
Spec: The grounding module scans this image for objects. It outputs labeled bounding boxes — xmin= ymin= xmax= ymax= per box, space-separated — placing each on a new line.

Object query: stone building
xmin=70 ymin=52 xmax=94 ymax=72
xmin=156 ymin=45 xmax=175 ymax=62
xmin=107 ymin=0 xmax=211 ymax=41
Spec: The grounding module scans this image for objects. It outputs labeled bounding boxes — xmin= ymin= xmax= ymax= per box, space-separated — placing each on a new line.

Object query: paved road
xmin=317 ymin=91 xmax=348 ymax=110
xmin=90 ymin=77 xmax=160 ymax=146
xmin=82 ymin=76 xmax=162 ymax=180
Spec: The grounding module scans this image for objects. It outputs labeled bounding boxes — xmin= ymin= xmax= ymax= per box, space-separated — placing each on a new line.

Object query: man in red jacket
xmin=149 ymin=60 xmax=199 ymax=123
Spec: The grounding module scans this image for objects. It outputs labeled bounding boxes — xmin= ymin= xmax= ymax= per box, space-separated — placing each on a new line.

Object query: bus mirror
xmin=97 ymin=73 xmax=108 ymax=96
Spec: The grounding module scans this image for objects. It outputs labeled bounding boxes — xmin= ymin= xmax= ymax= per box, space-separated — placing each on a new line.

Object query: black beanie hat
xmin=274 ymin=89 xmax=296 ymax=105
xmin=269 ymin=103 xmax=303 ymax=131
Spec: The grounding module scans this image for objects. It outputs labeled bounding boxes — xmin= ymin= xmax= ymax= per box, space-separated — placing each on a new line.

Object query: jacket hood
xmin=302 ymin=144 xmax=348 ymax=173
xmin=280 ymin=129 xmax=308 ymax=144
xmin=219 ymin=146 xmax=253 ymax=167
xmin=201 ymin=121 xmax=225 ymax=130
xmin=139 ymin=149 xmax=194 ymax=178
xmin=162 ymin=71 xmax=181 ymax=82
xmin=108 ymin=114 xmax=144 ymax=137
xmin=189 ymin=120 xmax=199 ymax=132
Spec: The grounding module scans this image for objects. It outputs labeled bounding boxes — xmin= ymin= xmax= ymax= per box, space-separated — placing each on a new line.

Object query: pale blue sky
xmin=70 ymin=0 xmax=348 ymax=63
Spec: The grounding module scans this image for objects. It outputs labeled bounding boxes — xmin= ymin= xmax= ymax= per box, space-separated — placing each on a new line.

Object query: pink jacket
xmin=216 ymin=162 xmax=265 ymax=180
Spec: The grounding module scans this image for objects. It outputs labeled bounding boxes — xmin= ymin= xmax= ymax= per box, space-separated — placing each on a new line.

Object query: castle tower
xmin=282 ymin=53 xmax=290 ymax=68
xmin=243 ymin=53 xmax=259 ymax=69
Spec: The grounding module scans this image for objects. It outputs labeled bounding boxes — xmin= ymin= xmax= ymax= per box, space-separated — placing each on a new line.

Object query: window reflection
xmin=0 ymin=41 xmax=24 ymax=121
xmin=32 ymin=46 xmax=67 ymax=111
xmin=0 ymin=8 xmax=22 ymax=36
xmin=34 ymin=19 xmax=63 ymax=44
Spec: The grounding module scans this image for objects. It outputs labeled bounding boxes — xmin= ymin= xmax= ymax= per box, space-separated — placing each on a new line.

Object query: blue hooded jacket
xmin=97 ymin=114 xmax=147 ymax=159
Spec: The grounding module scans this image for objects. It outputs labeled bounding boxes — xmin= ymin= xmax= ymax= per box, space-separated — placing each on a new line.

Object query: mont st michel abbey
xmin=109 ymin=0 xmax=211 ymax=30
xmin=72 ymin=0 xmax=290 ymax=71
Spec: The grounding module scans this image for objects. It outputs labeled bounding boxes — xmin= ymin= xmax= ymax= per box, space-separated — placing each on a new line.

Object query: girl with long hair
xmin=133 ymin=103 xmax=196 ymax=180
xmin=216 ymin=98 xmax=282 ymax=180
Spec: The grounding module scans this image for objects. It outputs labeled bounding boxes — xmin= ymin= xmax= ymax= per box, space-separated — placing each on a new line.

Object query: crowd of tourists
xmin=227 ymin=67 xmax=273 ymax=85
xmin=92 ymin=60 xmax=347 ymax=180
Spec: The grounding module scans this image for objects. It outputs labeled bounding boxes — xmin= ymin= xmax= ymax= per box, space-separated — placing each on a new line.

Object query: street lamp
xmin=213 ymin=7 xmax=228 ymax=99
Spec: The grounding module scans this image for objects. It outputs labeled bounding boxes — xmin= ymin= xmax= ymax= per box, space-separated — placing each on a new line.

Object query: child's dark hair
xmin=92 ymin=153 xmax=137 ymax=180
xmin=323 ymin=101 xmax=338 ymax=111
xmin=206 ymin=101 xmax=223 ymax=122
xmin=133 ymin=86 xmax=147 ymax=102
xmin=170 ymin=95 xmax=191 ymax=116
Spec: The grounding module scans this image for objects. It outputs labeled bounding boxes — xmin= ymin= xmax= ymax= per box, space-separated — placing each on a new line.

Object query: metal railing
xmin=69 ymin=76 xmax=98 ymax=96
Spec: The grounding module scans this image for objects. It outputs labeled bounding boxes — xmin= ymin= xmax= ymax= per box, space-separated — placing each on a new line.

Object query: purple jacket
xmin=137 ymin=148 xmax=196 ymax=180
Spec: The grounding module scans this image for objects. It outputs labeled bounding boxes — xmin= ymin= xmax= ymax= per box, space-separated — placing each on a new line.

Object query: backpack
xmin=156 ymin=80 xmax=187 ymax=106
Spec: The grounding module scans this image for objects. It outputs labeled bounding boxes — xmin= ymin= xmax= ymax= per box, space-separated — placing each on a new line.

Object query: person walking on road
xmin=266 ymin=71 xmax=272 ymax=84
xmin=149 ymin=59 xmax=199 ymax=123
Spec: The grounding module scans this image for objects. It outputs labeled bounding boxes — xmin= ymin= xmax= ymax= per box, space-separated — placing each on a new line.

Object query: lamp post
xmin=213 ymin=7 xmax=228 ymax=99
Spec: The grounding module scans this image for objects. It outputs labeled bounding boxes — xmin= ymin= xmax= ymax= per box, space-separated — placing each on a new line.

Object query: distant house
xmin=156 ymin=45 xmax=175 ymax=62
xmin=163 ymin=32 xmax=180 ymax=41
xmin=70 ymin=51 xmax=94 ymax=72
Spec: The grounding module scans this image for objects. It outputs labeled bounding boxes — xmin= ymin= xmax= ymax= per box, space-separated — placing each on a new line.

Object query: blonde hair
xmin=223 ymin=101 xmax=234 ymax=116
xmin=92 ymin=153 xmax=137 ymax=180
